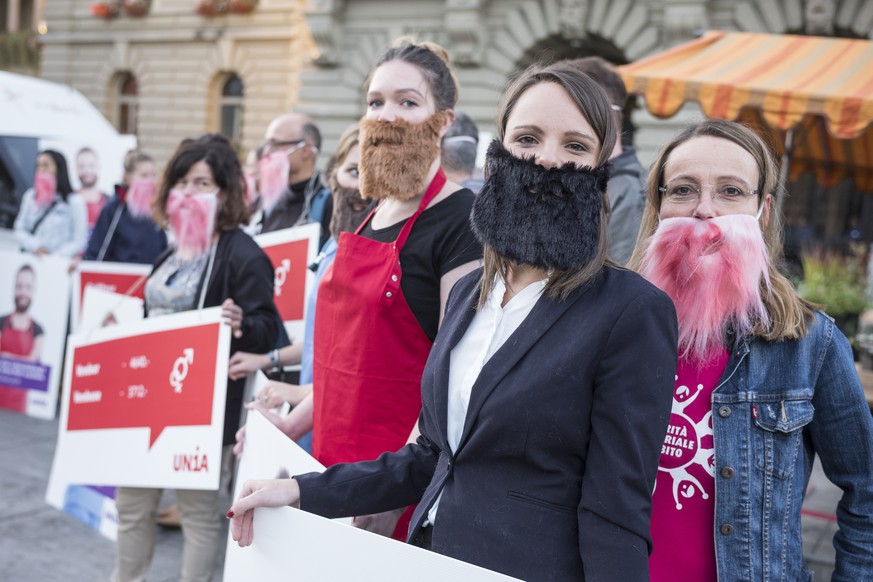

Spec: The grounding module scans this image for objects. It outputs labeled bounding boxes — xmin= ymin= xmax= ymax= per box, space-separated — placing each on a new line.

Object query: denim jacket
xmin=711 ymin=311 xmax=873 ymax=582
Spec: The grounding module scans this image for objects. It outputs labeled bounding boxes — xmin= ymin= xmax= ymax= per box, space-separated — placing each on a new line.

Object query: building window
xmin=118 ymin=73 xmax=139 ymax=135
xmin=219 ymin=74 xmax=244 ymax=144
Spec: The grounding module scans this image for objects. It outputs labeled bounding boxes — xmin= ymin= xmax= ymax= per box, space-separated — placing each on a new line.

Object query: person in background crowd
xmin=228 ymin=62 xmax=677 ymax=582
xmin=0 ymin=264 xmax=44 ymax=362
xmin=242 ymin=38 xmax=483 ymax=539
xmin=256 ymin=113 xmax=332 ymax=247
xmin=84 ymin=151 xmax=168 ymax=264
xmin=230 ymin=124 xmax=371 ymax=453
xmin=14 ymin=150 xmax=87 ymax=257
xmin=628 ymin=119 xmax=873 ymax=582
xmin=76 ymin=147 xmax=108 ymax=235
xmin=565 ymin=56 xmax=645 ymax=265
xmin=112 ymin=134 xmax=280 ymax=582
xmin=441 ymin=111 xmax=483 ymax=193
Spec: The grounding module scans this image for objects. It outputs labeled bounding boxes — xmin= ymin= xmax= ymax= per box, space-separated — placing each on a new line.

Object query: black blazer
xmin=147 ymin=229 xmax=280 ymax=444
xmin=297 ymin=266 xmax=677 ymax=581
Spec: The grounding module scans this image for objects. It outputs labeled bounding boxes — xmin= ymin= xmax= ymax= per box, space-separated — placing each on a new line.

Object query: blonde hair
xmin=627 ymin=119 xmax=816 ymax=341
xmin=326 ymin=124 xmax=360 ymax=191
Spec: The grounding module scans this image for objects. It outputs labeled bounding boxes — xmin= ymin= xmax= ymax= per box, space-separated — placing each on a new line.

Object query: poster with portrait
xmin=0 ymin=250 xmax=71 ymax=419
xmin=44 ymin=286 xmax=144 ymax=540
xmin=224 ymin=412 xmax=519 ymax=581
xmin=254 ymin=223 xmax=320 ymax=342
xmin=46 ymin=308 xmax=230 ymax=507
xmin=71 ymin=261 xmax=150 ymax=334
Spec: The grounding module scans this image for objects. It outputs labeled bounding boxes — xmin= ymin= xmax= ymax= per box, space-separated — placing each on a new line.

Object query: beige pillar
xmin=7 ymin=0 xmax=20 ymax=32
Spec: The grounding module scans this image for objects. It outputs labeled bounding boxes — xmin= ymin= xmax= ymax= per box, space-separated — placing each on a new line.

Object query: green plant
xmin=799 ymin=243 xmax=869 ymax=317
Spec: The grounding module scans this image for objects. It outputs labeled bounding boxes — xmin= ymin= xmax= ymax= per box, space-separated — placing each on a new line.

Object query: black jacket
xmin=85 ymin=195 xmax=168 ymax=264
xmin=147 ymin=229 xmax=280 ymax=444
xmin=296 ymin=266 xmax=678 ymax=581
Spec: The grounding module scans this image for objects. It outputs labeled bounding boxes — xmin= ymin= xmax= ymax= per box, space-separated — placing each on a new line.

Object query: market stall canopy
xmin=618 ymin=31 xmax=873 ymax=191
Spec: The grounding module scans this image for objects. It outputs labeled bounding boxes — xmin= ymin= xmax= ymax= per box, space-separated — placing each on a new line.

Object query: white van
xmin=0 ymin=71 xmax=136 ymax=246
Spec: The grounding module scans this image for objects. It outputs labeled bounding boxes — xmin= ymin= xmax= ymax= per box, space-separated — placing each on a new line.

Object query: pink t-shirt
xmin=649 ymin=349 xmax=729 ymax=582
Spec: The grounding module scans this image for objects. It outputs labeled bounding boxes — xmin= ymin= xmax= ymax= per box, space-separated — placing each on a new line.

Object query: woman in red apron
xmin=252 ymin=38 xmax=482 ymax=539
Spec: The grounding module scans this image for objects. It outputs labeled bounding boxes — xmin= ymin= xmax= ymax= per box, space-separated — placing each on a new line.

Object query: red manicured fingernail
xmin=226 ymin=510 xmax=234 ymax=518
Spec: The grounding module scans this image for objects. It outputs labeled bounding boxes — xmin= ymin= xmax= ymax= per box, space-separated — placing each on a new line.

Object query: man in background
xmin=441 ymin=111 xmax=483 ymax=194
xmin=257 ymin=113 xmax=332 ymax=247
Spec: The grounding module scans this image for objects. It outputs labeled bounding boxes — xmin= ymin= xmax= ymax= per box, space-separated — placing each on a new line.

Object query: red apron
xmin=0 ymin=316 xmax=35 ymax=358
xmin=312 ymin=169 xmax=445 ymax=467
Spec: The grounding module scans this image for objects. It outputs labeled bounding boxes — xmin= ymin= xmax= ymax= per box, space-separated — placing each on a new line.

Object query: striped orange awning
xmin=618 ymin=31 xmax=873 ymax=191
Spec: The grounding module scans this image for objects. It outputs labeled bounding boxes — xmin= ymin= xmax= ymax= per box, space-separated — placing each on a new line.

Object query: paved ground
xmin=0 ymin=407 xmax=846 ymax=581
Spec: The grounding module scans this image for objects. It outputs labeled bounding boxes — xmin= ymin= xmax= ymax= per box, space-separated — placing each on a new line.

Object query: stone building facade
xmin=37 ymin=0 xmax=873 ymax=241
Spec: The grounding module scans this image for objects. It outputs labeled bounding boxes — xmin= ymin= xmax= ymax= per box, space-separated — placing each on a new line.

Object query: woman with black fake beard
xmin=113 ymin=134 xmax=280 ymax=582
xmin=240 ymin=38 xmax=482 ymax=539
xmin=227 ymin=63 xmax=678 ymax=581
xmin=629 ymin=120 xmax=873 ymax=582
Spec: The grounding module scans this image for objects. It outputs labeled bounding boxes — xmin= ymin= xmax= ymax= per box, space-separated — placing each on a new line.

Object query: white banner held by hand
xmin=224 ymin=411 xmax=519 ymax=582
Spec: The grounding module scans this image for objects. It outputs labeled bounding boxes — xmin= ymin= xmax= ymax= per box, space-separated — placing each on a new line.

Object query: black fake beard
xmin=470 ymin=140 xmax=609 ymax=271
xmin=329 ymin=186 xmax=371 ymax=239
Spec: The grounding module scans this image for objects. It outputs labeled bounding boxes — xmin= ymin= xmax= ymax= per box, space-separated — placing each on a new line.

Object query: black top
xmin=0 ymin=315 xmax=44 ymax=338
xmin=358 ymin=188 xmax=482 ymax=341
xmin=84 ymin=194 xmax=168 ymax=264
xmin=147 ymin=229 xmax=280 ymax=444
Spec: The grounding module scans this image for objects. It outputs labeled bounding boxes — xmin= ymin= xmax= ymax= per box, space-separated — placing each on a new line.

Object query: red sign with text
xmin=66 ymin=323 xmax=220 ymax=448
xmin=77 ymin=271 xmax=146 ymax=313
xmin=262 ymin=239 xmax=309 ymax=322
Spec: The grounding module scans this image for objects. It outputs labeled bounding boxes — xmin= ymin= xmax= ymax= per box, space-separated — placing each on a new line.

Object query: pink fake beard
xmin=34 ymin=172 xmax=57 ymax=207
xmin=257 ymin=152 xmax=289 ymax=211
xmin=640 ymin=215 xmax=771 ymax=363
xmin=244 ymin=173 xmax=258 ymax=206
xmin=126 ymin=178 xmax=156 ymax=219
xmin=166 ymin=190 xmax=217 ymax=257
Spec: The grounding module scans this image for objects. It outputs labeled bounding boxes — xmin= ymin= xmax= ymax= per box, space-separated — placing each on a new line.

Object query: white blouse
xmin=427 ymin=274 xmax=546 ymax=525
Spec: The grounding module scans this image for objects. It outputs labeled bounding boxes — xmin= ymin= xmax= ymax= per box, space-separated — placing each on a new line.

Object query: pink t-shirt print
xmin=650 ymin=349 xmax=729 ymax=582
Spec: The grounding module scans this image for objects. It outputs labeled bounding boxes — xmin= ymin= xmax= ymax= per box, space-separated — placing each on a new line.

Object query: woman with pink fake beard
xmin=84 ymin=150 xmax=168 ymax=264
xmin=112 ymin=134 xmax=280 ymax=582
xmin=13 ymin=149 xmax=87 ymax=257
xmin=629 ymin=119 xmax=873 ymax=582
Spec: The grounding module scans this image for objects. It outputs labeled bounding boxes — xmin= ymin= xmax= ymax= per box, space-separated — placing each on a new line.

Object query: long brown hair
xmin=479 ymin=63 xmax=617 ymax=306
xmin=627 ymin=119 xmax=815 ymax=340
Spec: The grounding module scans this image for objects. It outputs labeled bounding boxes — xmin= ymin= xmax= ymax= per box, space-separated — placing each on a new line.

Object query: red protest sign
xmin=66 ymin=322 xmax=220 ymax=448
xmin=77 ymin=271 xmax=146 ymax=310
xmin=72 ymin=262 xmax=150 ymax=333
xmin=262 ymin=239 xmax=309 ymax=322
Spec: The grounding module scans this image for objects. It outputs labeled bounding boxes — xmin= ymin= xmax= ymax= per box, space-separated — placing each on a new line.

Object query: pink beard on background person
xmin=243 ymin=173 xmax=258 ymax=206
xmin=639 ymin=214 xmax=772 ymax=363
xmin=165 ymin=189 xmax=218 ymax=257
xmin=126 ymin=178 xmax=157 ymax=219
xmin=257 ymin=152 xmax=289 ymax=212
xmin=34 ymin=171 xmax=57 ymax=207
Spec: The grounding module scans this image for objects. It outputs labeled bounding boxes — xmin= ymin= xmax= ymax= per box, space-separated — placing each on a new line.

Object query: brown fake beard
xmin=329 ymin=185 xmax=371 ymax=239
xmin=358 ymin=112 xmax=447 ymax=201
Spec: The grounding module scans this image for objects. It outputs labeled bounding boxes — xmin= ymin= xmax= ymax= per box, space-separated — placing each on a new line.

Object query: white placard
xmin=46 ymin=308 xmax=231 ymax=511
xmin=79 ymin=286 xmax=144 ymax=334
xmin=224 ymin=411 xmax=519 ymax=581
